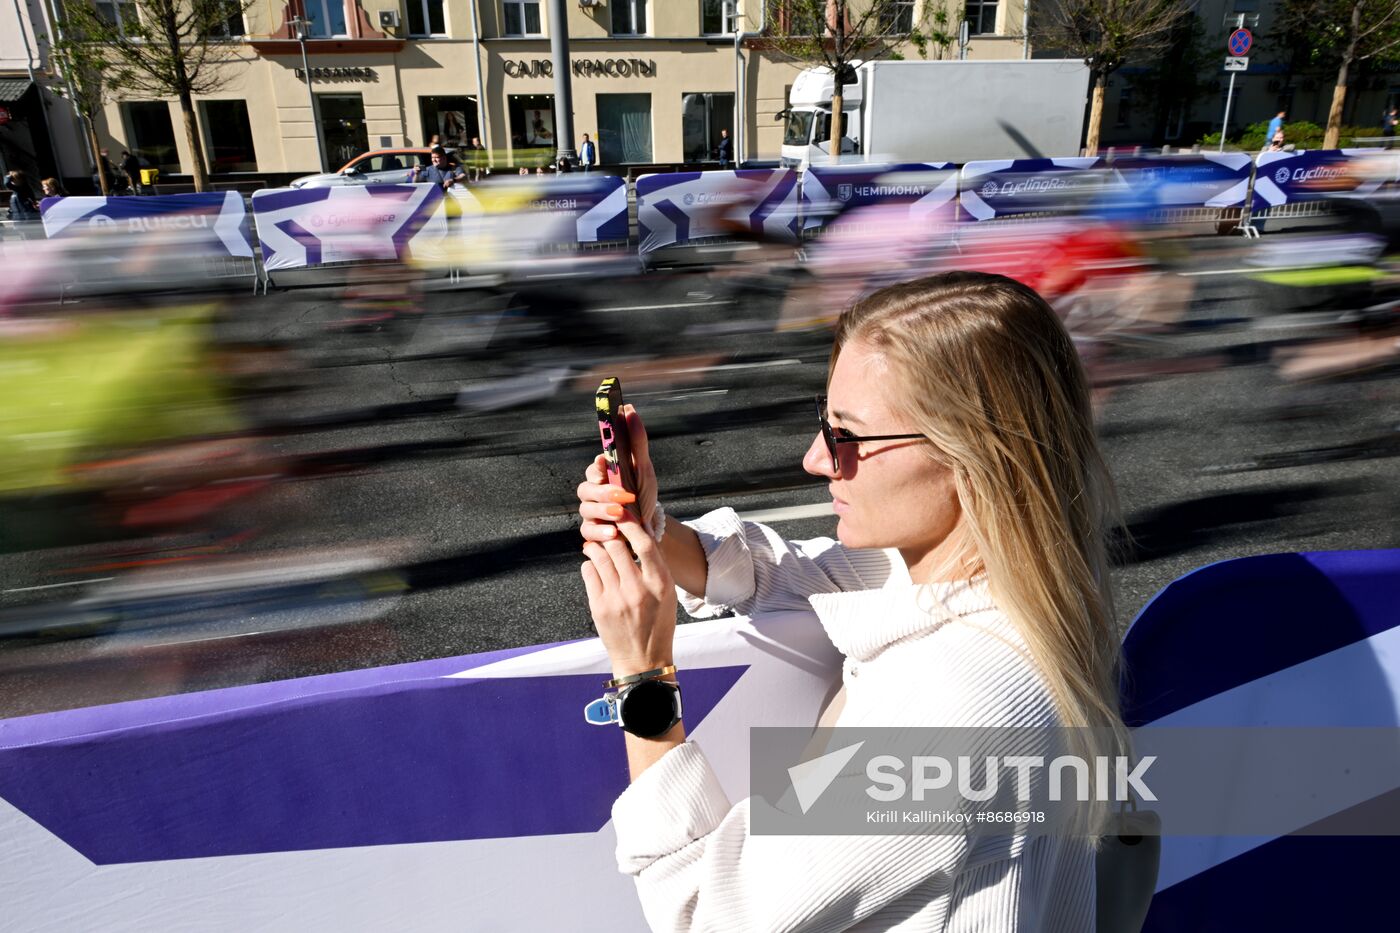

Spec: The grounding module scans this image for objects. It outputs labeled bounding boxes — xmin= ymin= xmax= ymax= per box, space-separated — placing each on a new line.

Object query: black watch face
xmin=619 ymin=680 xmax=680 ymax=738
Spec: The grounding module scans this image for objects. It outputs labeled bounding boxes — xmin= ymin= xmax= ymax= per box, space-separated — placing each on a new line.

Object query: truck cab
xmin=781 ymin=63 xmax=863 ymax=171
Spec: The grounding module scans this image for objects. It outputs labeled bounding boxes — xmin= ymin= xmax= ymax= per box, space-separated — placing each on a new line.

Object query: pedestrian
xmin=410 ymin=145 xmax=466 ymax=191
xmin=1266 ymin=110 xmax=1286 ymax=144
xmin=96 ymin=148 xmax=117 ymax=194
xmin=556 ymin=156 xmax=573 ymax=174
xmin=465 ymin=135 xmax=486 ymax=182
xmin=120 ymin=150 xmax=143 ymax=195
xmin=716 ymin=127 xmax=732 ymax=169
xmin=5 ymin=169 xmax=40 ymax=221
xmin=579 ymin=132 xmax=597 ymax=172
xmin=1267 ymin=129 xmax=1286 ymax=152
xmin=1383 ymin=108 xmax=1397 ymax=146
xmin=40 ymin=177 xmax=65 ymax=198
xmin=576 ymin=271 xmax=1133 ymax=930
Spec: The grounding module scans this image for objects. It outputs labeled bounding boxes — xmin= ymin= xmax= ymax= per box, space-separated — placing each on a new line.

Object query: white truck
xmin=780 ymin=59 xmax=1091 ymax=171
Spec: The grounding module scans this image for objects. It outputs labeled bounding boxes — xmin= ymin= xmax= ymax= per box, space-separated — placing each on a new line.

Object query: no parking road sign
xmin=1228 ymin=28 xmax=1253 ymax=57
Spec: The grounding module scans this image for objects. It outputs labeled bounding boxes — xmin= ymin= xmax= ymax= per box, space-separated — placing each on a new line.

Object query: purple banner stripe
xmin=1144 ymin=799 xmax=1400 ymax=930
xmin=0 ymin=663 xmax=748 ymax=862
xmin=1122 ymin=550 xmax=1400 ymax=727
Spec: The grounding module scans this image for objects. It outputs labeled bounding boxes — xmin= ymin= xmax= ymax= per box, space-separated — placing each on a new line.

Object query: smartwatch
xmin=584 ymin=678 xmax=683 ymax=738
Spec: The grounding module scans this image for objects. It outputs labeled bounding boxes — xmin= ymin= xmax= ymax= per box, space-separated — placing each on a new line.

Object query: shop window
xmin=701 ymin=0 xmax=730 ymax=35
xmin=878 ymin=1 xmax=914 ymax=33
xmin=777 ymin=1 xmax=820 ymax=34
xmin=682 ymin=92 xmax=734 ymax=162
xmin=95 ymin=0 xmax=138 ymax=35
xmin=508 ymin=94 xmax=555 ymax=165
xmin=209 ymin=0 xmax=245 ymax=37
xmin=407 ymin=0 xmax=446 ymax=36
xmin=597 ymin=93 xmax=652 ymax=164
xmin=419 ymin=96 xmax=479 ymax=149
xmin=317 ymin=93 xmax=368 ymax=170
xmin=611 ymin=0 xmax=646 ymax=36
xmin=964 ymin=0 xmax=998 ymax=35
xmin=122 ymin=101 xmax=180 ymax=173
xmin=1164 ymin=105 xmax=1184 ymax=141
xmin=302 ymin=0 xmax=348 ymax=38
xmin=503 ymin=0 xmax=542 ymax=36
xmin=201 ymin=99 xmax=258 ymax=173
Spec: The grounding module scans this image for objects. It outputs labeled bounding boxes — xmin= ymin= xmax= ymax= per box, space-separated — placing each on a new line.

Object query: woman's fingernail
xmin=605 ymin=504 xmax=625 ymax=519
xmin=601 ymin=525 xmax=617 ymax=538
xmin=607 ymin=488 xmax=637 ymax=504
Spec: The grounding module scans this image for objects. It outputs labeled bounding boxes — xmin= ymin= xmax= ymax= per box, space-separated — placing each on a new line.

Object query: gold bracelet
xmin=604 ymin=664 xmax=677 ymax=689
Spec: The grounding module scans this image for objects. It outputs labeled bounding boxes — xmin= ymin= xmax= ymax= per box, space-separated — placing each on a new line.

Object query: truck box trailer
xmin=780 ymin=60 xmax=1092 ymax=171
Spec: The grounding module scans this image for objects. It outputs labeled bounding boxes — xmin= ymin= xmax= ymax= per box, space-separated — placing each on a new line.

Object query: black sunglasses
xmin=816 ymin=396 xmax=926 ymax=474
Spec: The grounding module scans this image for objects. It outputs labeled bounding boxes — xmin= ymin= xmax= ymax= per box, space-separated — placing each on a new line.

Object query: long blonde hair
xmin=833 ymin=271 xmax=1129 ymax=837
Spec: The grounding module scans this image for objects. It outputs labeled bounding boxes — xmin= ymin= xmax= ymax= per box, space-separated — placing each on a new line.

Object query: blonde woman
xmin=577 ymin=271 xmax=1130 ymax=931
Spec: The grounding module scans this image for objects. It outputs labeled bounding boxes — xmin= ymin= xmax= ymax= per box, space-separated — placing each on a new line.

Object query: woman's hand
xmin=577 ymin=404 xmax=659 ymax=542
xmin=581 ymin=517 xmax=678 ymax=675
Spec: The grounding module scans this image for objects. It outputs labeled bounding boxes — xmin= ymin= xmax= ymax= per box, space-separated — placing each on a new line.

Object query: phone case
xmin=596 ymin=377 xmax=639 ymax=498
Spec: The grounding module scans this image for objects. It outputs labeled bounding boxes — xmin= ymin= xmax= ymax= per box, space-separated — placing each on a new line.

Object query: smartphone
xmin=595 ymin=377 xmax=639 ymax=515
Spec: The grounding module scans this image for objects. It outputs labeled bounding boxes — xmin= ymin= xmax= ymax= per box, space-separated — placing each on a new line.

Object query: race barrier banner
xmin=635 ymin=168 xmax=800 ymax=253
xmin=1122 ymin=550 xmax=1400 ymax=931
xmin=800 ymin=162 xmax=958 ymax=232
xmin=957 ymin=157 xmax=1105 ymax=221
xmin=0 ymin=610 xmax=840 ymax=931
xmin=3 ymin=548 xmax=1397 ymax=929
xmin=1249 ymin=148 xmax=1400 ymax=211
xmin=250 ymin=184 xmax=448 ymax=272
xmin=38 ymin=192 xmax=254 ymax=257
xmin=449 ymin=173 xmax=628 ymax=244
xmin=1104 ymin=152 xmax=1256 ymax=212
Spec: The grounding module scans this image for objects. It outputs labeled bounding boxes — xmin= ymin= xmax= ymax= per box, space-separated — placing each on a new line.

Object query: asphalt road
xmin=2 ymin=244 xmax=1398 ymax=717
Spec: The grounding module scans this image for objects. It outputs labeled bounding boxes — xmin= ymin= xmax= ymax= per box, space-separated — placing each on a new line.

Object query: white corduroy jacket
xmin=610 ymin=508 xmax=1096 ymax=932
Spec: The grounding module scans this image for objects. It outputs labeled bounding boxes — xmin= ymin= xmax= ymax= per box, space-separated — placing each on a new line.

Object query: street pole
xmin=467 ymin=0 xmax=492 ymax=166
xmin=1219 ymin=71 xmax=1237 ymax=153
xmin=1022 ymin=1 xmax=1030 ymax=60
xmin=547 ymin=0 xmax=576 ymax=163
xmin=292 ymin=17 xmax=327 ymax=172
xmin=1218 ymin=14 xmax=1244 ymax=154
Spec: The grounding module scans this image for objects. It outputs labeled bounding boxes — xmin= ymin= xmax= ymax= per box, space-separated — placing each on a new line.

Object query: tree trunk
xmin=1085 ymin=78 xmax=1105 ymax=156
xmin=1324 ymin=80 xmax=1348 ymax=149
xmin=1326 ymin=0 xmax=1364 ymax=150
xmin=831 ymin=90 xmax=844 ymax=163
xmin=86 ymin=116 xmax=108 ymax=195
xmin=178 ymin=89 xmax=210 ymax=192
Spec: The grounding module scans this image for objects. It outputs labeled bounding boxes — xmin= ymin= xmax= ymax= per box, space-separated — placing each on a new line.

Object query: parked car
xmin=289 ymin=148 xmax=457 ymax=188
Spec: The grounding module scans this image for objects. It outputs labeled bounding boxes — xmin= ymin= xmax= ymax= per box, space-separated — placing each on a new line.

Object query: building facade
xmin=1096 ymin=0 xmax=1400 ymax=149
xmin=1 ymin=0 xmax=65 ymax=182
xmin=6 ymin=1 xmax=1032 ymax=186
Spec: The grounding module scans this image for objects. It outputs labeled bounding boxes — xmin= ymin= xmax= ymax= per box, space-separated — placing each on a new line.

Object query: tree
xmin=49 ymin=28 xmax=114 ymax=194
xmin=1032 ymin=0 xmax=1191 ymax=154
xmin=1280 ymin=0 xmax=1400 ymax=149
xmin=57 ymin=0 xmax=254 ymax=192
xmin=763 ymin=1 xmax=953 ymax=162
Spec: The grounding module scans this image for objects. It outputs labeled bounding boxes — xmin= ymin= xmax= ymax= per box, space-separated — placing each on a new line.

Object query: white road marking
xmin=590 ymin=300 xmax=734 ymax=313
xmin=661 ymin=358 xmax=803 ymax=376
xmin=4 ymin=577 xmax=114 ymax=594
xmin=1179 ymin=266 xmax=1263 ymax=277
